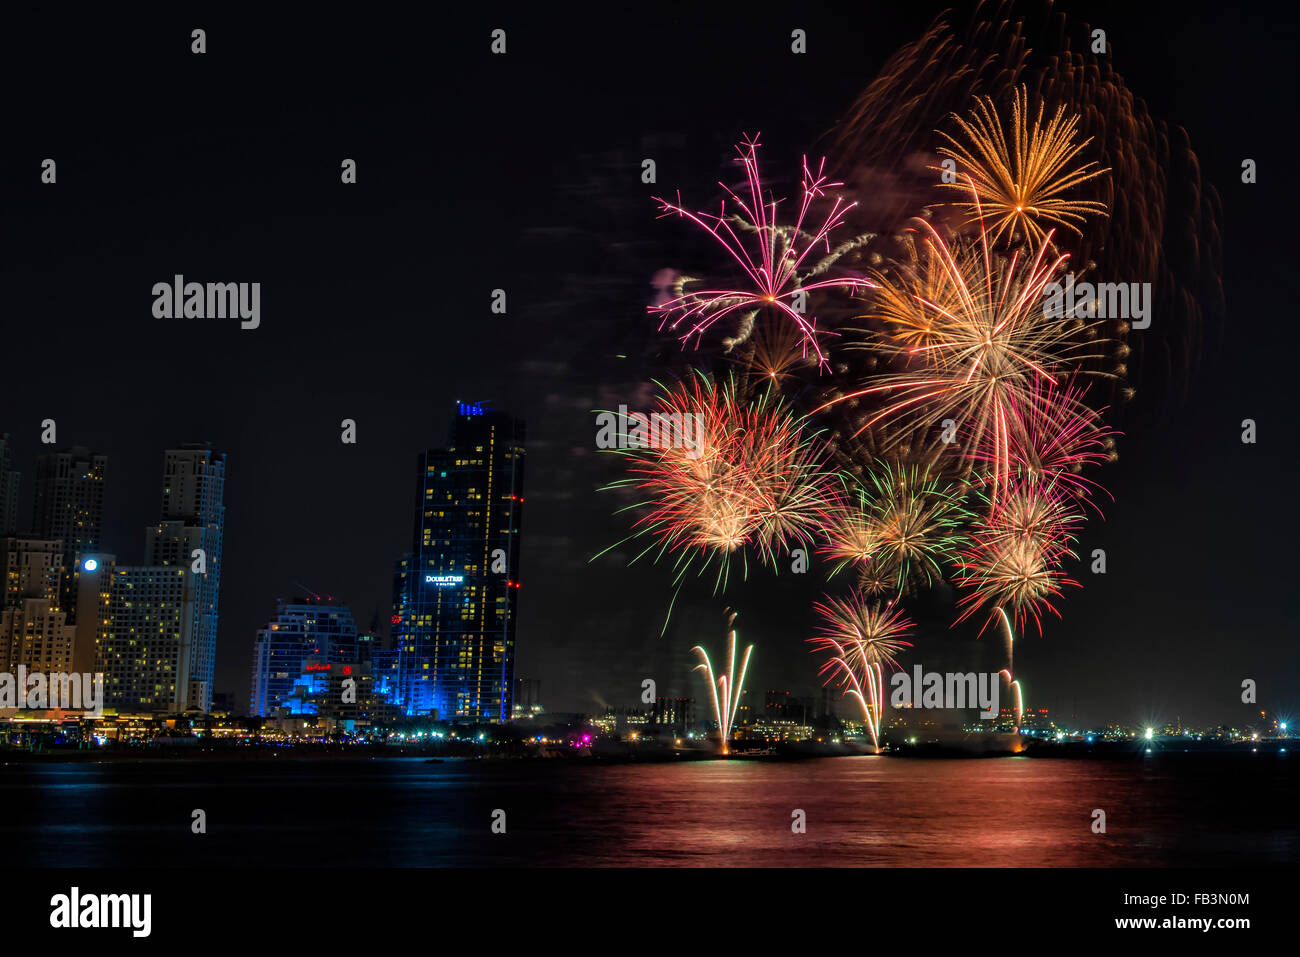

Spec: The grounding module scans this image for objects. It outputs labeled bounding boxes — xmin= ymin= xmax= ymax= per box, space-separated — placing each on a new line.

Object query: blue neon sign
xmin=425 ymin=574 xmax=464 ymax=586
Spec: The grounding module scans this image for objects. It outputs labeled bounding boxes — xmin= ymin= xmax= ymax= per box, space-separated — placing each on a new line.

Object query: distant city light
xmin=1144 ymin=727 xmax=1154 ymax=740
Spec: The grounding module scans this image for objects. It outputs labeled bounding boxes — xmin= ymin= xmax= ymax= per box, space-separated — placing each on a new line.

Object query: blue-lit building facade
xmin=391 ymin=405 xmax=524 ymax=721
xmin=250 ymin=597 xmax=358 ymax=716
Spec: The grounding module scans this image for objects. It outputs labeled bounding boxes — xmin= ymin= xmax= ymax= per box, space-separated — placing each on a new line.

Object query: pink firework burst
xmin=809 ymin=592 xmax=914 ymax=749
xmin=993 ymin=376 xmax=1118 ymax=512
xmin=650 ymin=135 xmax=876 ymax=368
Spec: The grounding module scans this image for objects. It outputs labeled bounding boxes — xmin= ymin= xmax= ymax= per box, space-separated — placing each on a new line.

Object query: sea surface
xmin=3 ymin=752 xmax=1294 ymax=866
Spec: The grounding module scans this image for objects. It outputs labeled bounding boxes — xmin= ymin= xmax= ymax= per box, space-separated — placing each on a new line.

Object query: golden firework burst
xmin=936 ymin=86 xmax=1109 ymax=247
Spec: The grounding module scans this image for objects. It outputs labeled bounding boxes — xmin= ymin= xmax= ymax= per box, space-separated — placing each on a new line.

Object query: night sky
xmin=0 ymin=2 xmax=1294 ymax=727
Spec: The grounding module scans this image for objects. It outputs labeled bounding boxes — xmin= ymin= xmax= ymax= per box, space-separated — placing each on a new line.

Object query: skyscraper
xmin=32 ymin=446 xmax=107 ymax=620
xmin=0 ymin=538 xmax=64 ymax=608
xmin=0 ymin=435 xmax=20 ymax=537
xmin=391 ymin=405 xmax=524 ymax=721
xmin=32 ymin=446 xmax=107 ymax=573
xmin=94 ymin=444 xmax=226 ymax=714
xmin=149 ymin=444 xmax=226 ymax=712
xmin=0 ymin=600 xmax=76 ymax=675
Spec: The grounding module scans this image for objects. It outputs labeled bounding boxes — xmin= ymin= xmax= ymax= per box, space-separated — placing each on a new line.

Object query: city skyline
xmin=0 ymin=8 xmax=1295 ymax=925
xmin=0 ymin=5 xmax=1290 ymax=733
xmin=0 ymin=409 xmax=1291 ymax=729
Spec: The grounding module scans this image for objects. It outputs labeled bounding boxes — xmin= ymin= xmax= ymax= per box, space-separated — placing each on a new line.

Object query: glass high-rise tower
xmin=250 ymin=597 xmax=358 ymax=717
xmin=391 ymin=406 xmax=524 ymax=721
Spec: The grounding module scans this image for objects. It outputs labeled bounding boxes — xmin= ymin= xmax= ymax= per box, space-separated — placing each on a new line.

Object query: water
xmin=3 ymin=752 xmax=1294 ymax=866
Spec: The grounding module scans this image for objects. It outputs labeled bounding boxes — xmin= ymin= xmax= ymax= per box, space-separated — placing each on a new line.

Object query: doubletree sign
xmin=425 ymin=574 xmax=464 ymax=586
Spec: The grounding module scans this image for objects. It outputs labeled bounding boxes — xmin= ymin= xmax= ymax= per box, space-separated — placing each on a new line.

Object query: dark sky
xmin=0 ymin=2 xmax=1294 ymax=727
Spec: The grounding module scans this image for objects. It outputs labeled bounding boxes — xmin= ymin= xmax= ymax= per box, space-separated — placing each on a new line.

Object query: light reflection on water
xmin=0 ymin=753 xmax=1292 ymax=866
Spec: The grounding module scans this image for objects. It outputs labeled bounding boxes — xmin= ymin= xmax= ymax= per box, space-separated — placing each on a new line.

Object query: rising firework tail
xmin=809 ymin=593 xmax=915 ymax=750
xmin=693 ymin=610 xmax=754 ymax=755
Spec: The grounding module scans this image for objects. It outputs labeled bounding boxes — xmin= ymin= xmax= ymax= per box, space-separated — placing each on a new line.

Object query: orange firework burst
xmin=935 ymin=86 xmax=1110 ymax=248
xmin=953 ymin=477 xmax=1082 ymax=635
xmin=828 ymin=205 xmax=1111 ymax=503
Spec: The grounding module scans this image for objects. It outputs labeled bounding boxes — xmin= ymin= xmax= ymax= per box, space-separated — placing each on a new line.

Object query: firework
xmin=828 ymin=206 xmax=1111 ymax=503
xmin=969 ymin=375 xmax=1117 ymax=511
xmin=828 ymin=2 xmax=1223 ymax=401
xmin=998 ymin=668 xmax=1024 ymax=728
xmin=953 ymin=477 xmax=1082 ymax=635
xmin=597 ymin=374 xmax=839 ymax=617
xmin=650 ymin=136 xmax=875 ymax=368
xmin=866 ymin=232 xmax=967 ymax=353
xmin=693 ymin=610 xmax=753 ymax=755
xmin=819 ymin=460 xmax=969 ymax=597
xmin=809 ymin=592 xmax=914 ymax=750
xmin=936 ymin=86 xmax=1109 ymax=248
xmin=993 ymin=608 xmax=1026 ymax=729
xmin=996 ymin=607 xmax=1016 ymax=671
xmin=729 ymin=312 xmax=819 ymax=389
xmin=744 ymin=409 xmax=844 ymax=568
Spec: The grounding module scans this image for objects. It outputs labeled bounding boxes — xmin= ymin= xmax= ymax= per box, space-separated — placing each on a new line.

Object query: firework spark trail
xmin=651 ymin=136 xmax=876 ymax=368
xmin=935 ymin=86 xmax=1110 ymax=248
xmin=818 ymin=460 xmax=969 ymax=598
xmin=997 ymin=607 xmax=1015 ymax=672
xmin=996 ymin=612 xmax=1025 ymax=729
xmin=809 ymin=593 xmax=914 ymax=751
xmin=827 ymin=2 xmax=1223 ymax=401
xmin=595 ymin=374 xmax=841 ymax=630
xmin=693 ymin=610 xmax=753 ymax=755
xmin=824 ymin=189 xmax=1112 ymax=505
xmin=953 ymin=474 xmax=1082 ymax=635
xmin=998 ymin=668 xmax=1024 ymax=727
xmin=972 ymin=375 xmax=1118 ymax=512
